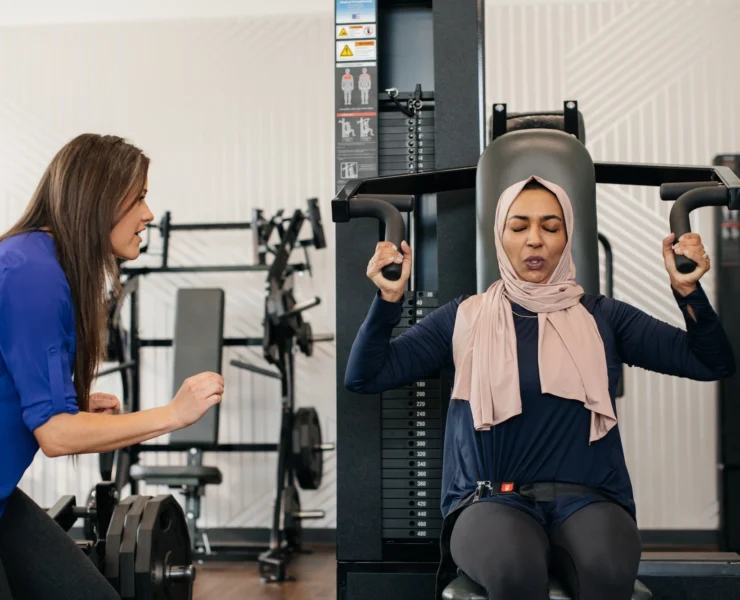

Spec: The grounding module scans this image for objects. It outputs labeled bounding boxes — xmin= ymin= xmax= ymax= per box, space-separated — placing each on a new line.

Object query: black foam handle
xmin=354 ymin=194 xmax=415 ymax=212
xmin=669 ymin=187 xmax=729 ymax=274
xmin=660 ymin=181 xmax=720 ymax=201
xmin=348 ymin=198 xmax=406 ymax=281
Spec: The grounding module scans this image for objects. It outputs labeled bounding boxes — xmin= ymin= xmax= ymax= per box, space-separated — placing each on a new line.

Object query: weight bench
xmin=130 ymin=288 xmax=225 ymax=552
xmin=442 ymin=570 xmax=653 ymax=600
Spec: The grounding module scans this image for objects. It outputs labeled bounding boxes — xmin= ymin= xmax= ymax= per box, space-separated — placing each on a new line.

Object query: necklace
xmin=511 ymin=310 xmax=537 ymax=319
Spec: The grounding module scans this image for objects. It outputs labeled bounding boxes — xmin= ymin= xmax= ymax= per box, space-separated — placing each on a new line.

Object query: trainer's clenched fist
xmin=169 ymin=372 xmax=224 ymax=429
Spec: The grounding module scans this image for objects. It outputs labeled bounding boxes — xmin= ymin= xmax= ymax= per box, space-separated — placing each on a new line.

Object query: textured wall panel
xmin=484 ymin=0 xmax=740 ymax=529
xmin=0 ymin=14 xmax=337 ymax=529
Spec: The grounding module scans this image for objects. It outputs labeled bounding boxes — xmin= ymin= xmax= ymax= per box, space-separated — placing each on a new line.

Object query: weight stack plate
xmin=381 ymin=290 xmax=443 ymax=542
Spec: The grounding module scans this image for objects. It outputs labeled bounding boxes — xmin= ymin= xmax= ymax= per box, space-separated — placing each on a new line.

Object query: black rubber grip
xmin=660 ymin=181 xmax=721 ymax=201
xmin=669 ymin=186 xmax=728 ymax=274
xmin=354 ymin=194 xmax=415 ymax=212
xmin=348 ymin=198 xmax=406 ymax=281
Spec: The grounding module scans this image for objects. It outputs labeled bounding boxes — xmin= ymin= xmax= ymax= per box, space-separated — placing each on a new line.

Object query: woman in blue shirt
xmin=345 ymin=177 xmax=735 ymax=600
xmin=0 ymin=134 xmax=225 ymax=600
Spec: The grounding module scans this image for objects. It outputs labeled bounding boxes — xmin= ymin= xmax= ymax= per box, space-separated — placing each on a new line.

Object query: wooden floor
xmin=190 ymin=544 xmax=728 ymax=599
xmin=192 ymin=544 xmax=336 ymax=600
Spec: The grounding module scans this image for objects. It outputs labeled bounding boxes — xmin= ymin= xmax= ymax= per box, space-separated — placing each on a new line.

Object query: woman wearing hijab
xmin=344 ymin=176 xmax=735 ymax=600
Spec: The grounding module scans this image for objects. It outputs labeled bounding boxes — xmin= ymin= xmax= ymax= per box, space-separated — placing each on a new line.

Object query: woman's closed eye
xmin=510 ymin=225 xmax=561 ymax=233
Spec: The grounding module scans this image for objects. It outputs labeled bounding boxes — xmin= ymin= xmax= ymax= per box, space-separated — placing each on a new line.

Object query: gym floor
xmin=192 ymin=544 xmax=334 ymax=599
xmin=191 ymin=543 xmax=722 ymax=600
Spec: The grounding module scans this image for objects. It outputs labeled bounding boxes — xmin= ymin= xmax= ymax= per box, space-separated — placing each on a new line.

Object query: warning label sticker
xmin=335 ymin=24 xmax=376 ymax=39
xmin=336 ymin=40 xmax=377 ymax=62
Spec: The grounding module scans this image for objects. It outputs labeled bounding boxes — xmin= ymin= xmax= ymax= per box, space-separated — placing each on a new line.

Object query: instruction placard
xmin=336 ymin=40 xmax=377 ymax=63
xmin=336 ymin=63 xmax=377 ymax=113
xmin=335 ymin=63 xmax=378 ymax=190
xmin=335 ymin=0 xmax=376 ymax=24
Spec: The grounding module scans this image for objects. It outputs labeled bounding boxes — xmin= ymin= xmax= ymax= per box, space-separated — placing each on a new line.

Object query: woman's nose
xmin=142 ymin=201 xmax=155 ymax=223
xmin=527 ymin=229 xmax=543 ymax=246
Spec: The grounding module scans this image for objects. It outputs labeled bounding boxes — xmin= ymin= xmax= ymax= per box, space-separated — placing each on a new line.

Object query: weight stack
xmin=378 ymin=95 xmax=435 ymax=177
xmin=382 ymin=291 xmax=443 ymax=544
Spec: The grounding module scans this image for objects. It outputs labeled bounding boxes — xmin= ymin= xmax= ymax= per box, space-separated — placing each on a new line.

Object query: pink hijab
xmin=450 ymin=175 xmax=617 ymax=444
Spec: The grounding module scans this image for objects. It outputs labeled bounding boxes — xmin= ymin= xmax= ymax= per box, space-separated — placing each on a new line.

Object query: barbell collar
xmin=166 ymin=564 xmax=196 ymax=583
xmin=293 ymin=510 xmax=325 ymax=520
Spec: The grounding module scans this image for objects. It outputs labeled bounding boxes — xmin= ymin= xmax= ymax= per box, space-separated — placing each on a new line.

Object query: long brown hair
xmin=0 ymin=134 xmax=149 ymax=412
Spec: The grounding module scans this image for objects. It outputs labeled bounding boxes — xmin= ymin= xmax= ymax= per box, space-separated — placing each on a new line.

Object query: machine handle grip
xmin=660 ymin=181 xmax=721 ymax=201
xmin=349 ymin=198 xmax=407 ymax=281
xmin=669 ymin=187 xmax=729 ymax=274
xmin=354 ymin=194 xmax=415 ymax=212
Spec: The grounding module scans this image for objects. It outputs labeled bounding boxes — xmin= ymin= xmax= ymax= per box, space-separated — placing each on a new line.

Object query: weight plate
xmin=379 ymin=170 xmax=417 ymax=177
xmin=293 ymin=407 xmax=323 ymax=490
xmin=378 ymin=112 xmax=434 ymax=121
xmin=119 ymin=495 xmax=151 ymax=599
xmin=104 ymin=496 xmax=136 ymax=591
xmin=134 ymin=495 xmax=194 ymax=600
xmin=297 ymin=321 xmax=313 ymax=357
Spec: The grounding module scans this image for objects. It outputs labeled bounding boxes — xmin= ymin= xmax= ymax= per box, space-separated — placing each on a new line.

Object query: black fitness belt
xmin=473 ymin=480 xmax=606 ymax=503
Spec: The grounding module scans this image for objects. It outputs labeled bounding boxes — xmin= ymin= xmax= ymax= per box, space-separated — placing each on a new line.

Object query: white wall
xmin=485 ymin=0 xmax=740 ymax=529
xmin=0 ymin=10 xmax=338 ymax=529
xmin=0 ymin=0 xmax=332 ymax=25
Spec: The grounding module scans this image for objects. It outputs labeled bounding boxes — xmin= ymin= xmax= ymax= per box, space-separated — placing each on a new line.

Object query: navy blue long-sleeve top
xmin=0 ymin=232 xmax=80 ymax=518
xmin=345 ymin=285 xmax=735 ymax=532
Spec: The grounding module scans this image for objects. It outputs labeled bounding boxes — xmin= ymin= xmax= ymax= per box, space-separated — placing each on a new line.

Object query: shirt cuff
xmin=364 ymin=290 xmax=405 ymax=329
xmin=22 ymin=395 xmax=79 ymax=432
xmin=672 ymin=282 xmax=715 ymax=322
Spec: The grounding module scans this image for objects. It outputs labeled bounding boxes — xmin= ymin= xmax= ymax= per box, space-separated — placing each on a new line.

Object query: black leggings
xmin=450 ymin=500 xmax=642 ymax=600
xmin=0 ymin=487 xmax=119 ymax=600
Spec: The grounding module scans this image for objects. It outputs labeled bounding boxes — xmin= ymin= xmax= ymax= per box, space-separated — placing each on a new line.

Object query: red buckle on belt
xmin=500 ymin=482 xmax=514 ymax=493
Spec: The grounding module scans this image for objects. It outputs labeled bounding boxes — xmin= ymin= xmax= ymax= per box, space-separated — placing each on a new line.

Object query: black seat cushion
xmin=129 ymin=465 xmax=222 ymax=487
xmin=442 ymin=572 xmax=652 ymax=600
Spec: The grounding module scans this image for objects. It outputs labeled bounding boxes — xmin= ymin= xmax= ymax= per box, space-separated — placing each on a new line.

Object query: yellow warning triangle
xmin=340 ymin=44 xmax=354 ymax=57
xmin=339 ymin=27 xmax=348 ymax=36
